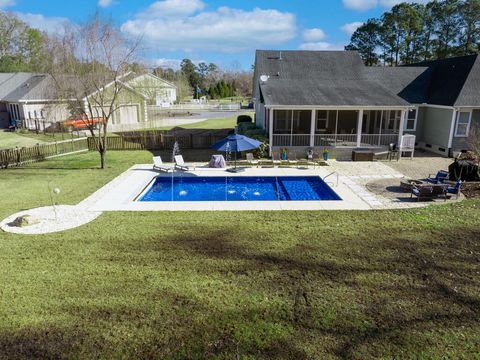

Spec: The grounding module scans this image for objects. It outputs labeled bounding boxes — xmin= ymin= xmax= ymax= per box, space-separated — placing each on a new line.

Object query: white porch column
xmin=310 ymin=109 xmax=315 ymax=148
xmin=398 ymin=109 xmax=406 ymax=147
xmin=356 ymin=109 xmax=363 ymax=147
xmin=447 ymin=108 xmax=457 ymax=150
xmin=269 ymin=108 xmax=274 ymax=156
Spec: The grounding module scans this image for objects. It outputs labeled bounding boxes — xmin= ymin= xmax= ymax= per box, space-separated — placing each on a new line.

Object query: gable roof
xmin=364 ymin=66 xmax=432 ymax=104
xmin=390 ymin=54 xmax=480 ymax=107
xmin=0 ymin=73 xmax=57 ymax=102
xmin=254 ymin=50 xmax=410 ymax=107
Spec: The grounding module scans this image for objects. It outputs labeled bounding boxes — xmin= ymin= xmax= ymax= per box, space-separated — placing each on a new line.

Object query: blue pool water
xmin=139 ymin=176 xmax=341 ymax=202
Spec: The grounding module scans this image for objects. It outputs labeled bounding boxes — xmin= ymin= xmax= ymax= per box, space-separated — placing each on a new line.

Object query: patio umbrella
xmin=212 ymin=134 xmax=263 ymax=171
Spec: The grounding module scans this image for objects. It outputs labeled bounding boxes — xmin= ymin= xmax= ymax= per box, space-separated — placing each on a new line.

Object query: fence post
xmin=55 ymin=141 xmax=58 ymax=155
xmin=16 ymin=146 xmax=20 ymax=165
xmin=121 ymin=136 xmax=125 ymax=150
xmin=36 ymin=143 xmax=41 ymax=158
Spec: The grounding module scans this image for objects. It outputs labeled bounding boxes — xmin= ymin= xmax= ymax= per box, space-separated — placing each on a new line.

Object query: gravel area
xmin=0 ymin=205 xmax=102 ymax=235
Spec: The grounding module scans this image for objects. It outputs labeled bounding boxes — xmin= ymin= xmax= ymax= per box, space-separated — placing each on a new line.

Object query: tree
xmin=345 ymin=19 xmax=381 ymax=66
xmin=180 ymin=59 xmax=201 ymax=98
xmin=459 ymin=0 xmax=480 ymax=55
xmin=430 ymin=0 xmax=462 ymax=58
xmin=345 ymin=0 xmax=479 ymax=66
xmin=0 ymin=11 xmax=52 ymax=72
xmin=49 ymin=15 xmax=140 ymax=169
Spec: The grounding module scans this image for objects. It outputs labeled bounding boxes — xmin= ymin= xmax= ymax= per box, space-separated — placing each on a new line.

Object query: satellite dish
xmin=260 ymin=75 xmax=269 ymax=82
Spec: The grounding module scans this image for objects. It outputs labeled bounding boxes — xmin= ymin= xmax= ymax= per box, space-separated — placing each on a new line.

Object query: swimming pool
xmin=139 ymin=176 xmax=341 ymax=202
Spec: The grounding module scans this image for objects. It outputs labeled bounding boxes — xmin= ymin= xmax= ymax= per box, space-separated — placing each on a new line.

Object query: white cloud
xmin=0 ymin=0 xmax=15 ymax=8
xmin=146 ymin=0 xmax=205 ymax=17
xmin=302 ymin=28 xmax=326 ymax=42
xmin=298 ymin=42 xmax=345 ymax=51
xmin=121 ymin=1 xmax=296 ymax=53
xmin=16 ymin=12 xmax=72 ymax=34
xmin=341 ymin=22 xmax=363 ymax=35
xmin=343 ymin=0 xmax=429 ymax=11
xmin=98 ymin=0 xmax=114 ymax=8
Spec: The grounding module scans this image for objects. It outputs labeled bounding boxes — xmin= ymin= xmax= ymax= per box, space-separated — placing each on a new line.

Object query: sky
xmin=2 ymin=0 xmax=429 ymax=70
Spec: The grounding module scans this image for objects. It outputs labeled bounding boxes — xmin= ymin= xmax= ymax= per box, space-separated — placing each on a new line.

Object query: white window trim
xmin=404 ymin=107 xmax=418 ymax=131
xmin=454 ymin=110 xmax=472 ymax=137
xmin=316 ymin=110 xmax=329 ymax=131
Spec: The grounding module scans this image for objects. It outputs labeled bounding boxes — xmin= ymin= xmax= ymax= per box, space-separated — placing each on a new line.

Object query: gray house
xmin=253 ymin=50 xmax=480 ymax=157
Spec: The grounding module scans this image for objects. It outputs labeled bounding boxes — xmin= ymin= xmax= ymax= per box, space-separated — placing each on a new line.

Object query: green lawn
xmin=158 ymin=112 xmax=254 ymax=130
xmin=0 ymin=131 xmax=47 ymax=149
xmin=0 ymin=151 xmax=479 ymax=359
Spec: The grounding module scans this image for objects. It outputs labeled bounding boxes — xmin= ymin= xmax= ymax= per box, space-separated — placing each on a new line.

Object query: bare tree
xmin=48 ymin=15 xmax=141 ymax=169
xmin=467 ymin=123 xmax=480 ymax=161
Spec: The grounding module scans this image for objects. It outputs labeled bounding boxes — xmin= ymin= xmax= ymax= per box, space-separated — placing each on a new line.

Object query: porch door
xmin=362 ymin=111 xmax=371 ymax=133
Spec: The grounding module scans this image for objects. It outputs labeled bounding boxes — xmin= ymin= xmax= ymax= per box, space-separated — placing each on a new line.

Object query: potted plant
xmin=322 ymin=148 xmax=329 ymax=161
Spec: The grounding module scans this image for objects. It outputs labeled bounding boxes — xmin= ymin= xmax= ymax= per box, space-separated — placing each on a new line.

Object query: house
xmin=0 ymin=72 xmax=177 ymax=130
xmin=253 ymin=50 xmax=480 ymax=157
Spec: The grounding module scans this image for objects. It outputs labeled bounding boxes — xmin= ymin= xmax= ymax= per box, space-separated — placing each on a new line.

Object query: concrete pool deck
xmin=2 ymin=158 xmax=461 ymax=234
xmin=79 ymin=161 xmax=423 ymax=212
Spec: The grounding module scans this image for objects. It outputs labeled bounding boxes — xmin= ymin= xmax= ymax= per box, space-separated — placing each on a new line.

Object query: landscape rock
xmin=10 ymin=215 xmax=39 ymax=227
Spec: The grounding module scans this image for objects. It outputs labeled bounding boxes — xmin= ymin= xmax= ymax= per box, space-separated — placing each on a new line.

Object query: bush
xmin=237 ymin=115 xmax=253 ymax=124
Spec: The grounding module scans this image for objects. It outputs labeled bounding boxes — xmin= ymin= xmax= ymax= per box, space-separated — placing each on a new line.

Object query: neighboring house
xmin=253 ymin=50 xmax=480 ymax=157
xmin=0 ymin=72 xmax=177 ymax=130
xmin=123 ymin=73 xmax=177 ymax=106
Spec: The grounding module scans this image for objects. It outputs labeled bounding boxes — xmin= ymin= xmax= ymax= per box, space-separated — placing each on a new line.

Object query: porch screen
xmin=273 ymin=110 xmax=292 ymax=134
xmin=292 ymin=110 xmax=311 ymax=134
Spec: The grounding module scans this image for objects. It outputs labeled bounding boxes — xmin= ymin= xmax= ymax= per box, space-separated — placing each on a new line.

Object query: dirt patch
xmin=462 ymin=182 xmax=480 ymax=199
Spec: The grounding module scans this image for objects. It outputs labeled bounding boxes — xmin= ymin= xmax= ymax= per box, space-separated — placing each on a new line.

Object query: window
xmin=455 ymin=111 xmax=471 ymax=137
xmin=316 ymin=110 xmax=329 ymax=131
xmin=386 ymin=110 xmax=401 ymax=132
xmin=404 ymin=109 xmax=417 ymax=131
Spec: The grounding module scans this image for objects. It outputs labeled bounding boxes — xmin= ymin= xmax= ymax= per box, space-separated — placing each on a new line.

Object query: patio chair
xmin=411 ymin=185 xmax=434 ymax=201
xmin=246 ymin=153 xmax=259 ymax=167
xmin=446 ymin=180 xmax=462 ymax=199
xmin=426 ymin=170 xmax=449 ymax=184
xmin=153 ymin=156 xmax=174 ymax=172
xmin=174 ymin=155 xmax=195 ymax=171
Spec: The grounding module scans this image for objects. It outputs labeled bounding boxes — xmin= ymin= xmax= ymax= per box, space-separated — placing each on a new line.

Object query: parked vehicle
xmin=62 ymin=116 xmax=105 ymax=131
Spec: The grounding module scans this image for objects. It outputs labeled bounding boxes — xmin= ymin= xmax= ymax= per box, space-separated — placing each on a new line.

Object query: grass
xmin=0 ymin=151 xmax=479 ymax=359
xmin=158 ymin=112 xmax=254 ymax=130
xmin=0 ymin=130 xmax=82 ymax=150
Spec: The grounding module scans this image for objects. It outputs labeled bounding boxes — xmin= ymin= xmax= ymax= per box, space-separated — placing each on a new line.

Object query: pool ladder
xmin=323 ymin=171 xmax=339 ymax=187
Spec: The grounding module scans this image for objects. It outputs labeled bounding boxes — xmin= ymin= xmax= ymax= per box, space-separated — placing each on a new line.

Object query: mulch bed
xmin=461 ymin=182 xmax=480 ymax=199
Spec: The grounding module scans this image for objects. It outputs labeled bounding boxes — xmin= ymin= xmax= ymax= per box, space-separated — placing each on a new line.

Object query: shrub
xmin=237 ymin=115 xmax=253 ymax=124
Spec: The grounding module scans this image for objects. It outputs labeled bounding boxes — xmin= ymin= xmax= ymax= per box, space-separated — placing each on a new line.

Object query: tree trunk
xmin=100 ymin=149 xmax=106 ymax=169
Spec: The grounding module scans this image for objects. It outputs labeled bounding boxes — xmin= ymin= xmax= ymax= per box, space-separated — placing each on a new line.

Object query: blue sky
xmin=3 ymin=0 xmax=426 ymax=70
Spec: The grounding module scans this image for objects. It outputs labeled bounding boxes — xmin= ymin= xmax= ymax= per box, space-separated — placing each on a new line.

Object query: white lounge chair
xmin=174 ymin=155 xmax=195 ymax=171
xmin=153 ymin=156 xmax=174 ymax=172
xmin=246 ymin=153 xmax=259 ymax=166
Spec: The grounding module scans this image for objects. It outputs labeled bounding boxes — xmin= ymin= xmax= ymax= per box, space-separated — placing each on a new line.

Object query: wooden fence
xmin=0 ymin=137 xmax=88 ymax=168
xmin=87 ymin=133 xmax=228 ymax=151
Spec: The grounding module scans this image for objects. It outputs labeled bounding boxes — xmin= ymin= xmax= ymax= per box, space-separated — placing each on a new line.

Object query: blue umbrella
xmin=212 ymin=134 xmax=263 ymax=170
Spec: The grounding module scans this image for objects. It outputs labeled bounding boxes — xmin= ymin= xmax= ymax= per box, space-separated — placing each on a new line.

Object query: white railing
xmin=272 ymin=134 xmax=310 ymax=147
xmin=314 ymin=134 xmax=357 ymax=147
xmin=148 ymin=103 xmax=241 ymax=111
xmin=360 ymin=134 xmax=399 ymax=147
xmin=275 ymin=133 xmax=400 ymax=148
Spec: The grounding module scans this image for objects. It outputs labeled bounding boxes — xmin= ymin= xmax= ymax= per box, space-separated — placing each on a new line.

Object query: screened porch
xmin=269 ymin=109 xmax=413 ymax=148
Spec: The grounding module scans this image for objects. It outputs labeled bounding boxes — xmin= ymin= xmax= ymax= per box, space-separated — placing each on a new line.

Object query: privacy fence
xmin=1 ymin=129 xmax=232 ymax=168
xmin=87 ymin=129 xmax=232 ymax=151
xmin=0 ymin=137 xmax=89 ymax=168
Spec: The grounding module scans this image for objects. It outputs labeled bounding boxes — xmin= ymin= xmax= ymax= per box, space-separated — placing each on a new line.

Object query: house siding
xmin=451 ymin=109 xmax=480 ymax=152
xmin=415 ymin=106 xmax=453 ymax=155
